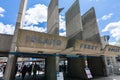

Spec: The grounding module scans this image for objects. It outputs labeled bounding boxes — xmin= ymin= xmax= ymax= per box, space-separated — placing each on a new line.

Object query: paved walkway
xmin=65 ymin=75 xmax=120 ymax=80
xmin=93 ymin=75 xmax=120 ymax=80
xmin=0 ymin=73 xmax=120 ymax=80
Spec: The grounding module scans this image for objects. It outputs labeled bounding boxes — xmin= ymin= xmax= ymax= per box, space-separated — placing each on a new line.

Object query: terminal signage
xmin=17 ymin=29 xmax=68 ymax=53
xmin=74 ymin=40 xmax=101 ymax=55
xmin=85 ymin=68 xmax=93 ymax=79
xmin=104 ymin=45 xmax=120 ymax=55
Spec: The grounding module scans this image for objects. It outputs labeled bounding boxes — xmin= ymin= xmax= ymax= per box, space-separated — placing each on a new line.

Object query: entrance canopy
xmin=17 ymin=29 xmax=68 ymax=54
xmin=0 ymin=29 xmax=106 ymax=56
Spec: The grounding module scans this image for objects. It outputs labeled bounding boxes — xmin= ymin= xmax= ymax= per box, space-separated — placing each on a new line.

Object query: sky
xmin=0 ymin=0 xmax=120 ymax=46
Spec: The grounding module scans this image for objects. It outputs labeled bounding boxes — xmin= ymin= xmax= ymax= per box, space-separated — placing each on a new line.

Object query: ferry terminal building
xmin=0 ymin=0 xmax=120 ymax=80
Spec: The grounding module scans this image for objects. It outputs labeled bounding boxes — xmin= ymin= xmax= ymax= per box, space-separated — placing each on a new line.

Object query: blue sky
xmin=0 ymin=0 xmax=120 ymax=45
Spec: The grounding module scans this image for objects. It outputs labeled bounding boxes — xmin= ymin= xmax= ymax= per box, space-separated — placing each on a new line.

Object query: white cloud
xmin=59 ymin=15 xmax=66 ymax=36
xmin=59 ymin=32 xmax=66 ymax=36
xmin=109 ymin=41 xmax=116 ymax=45
xmin=97 ymin=13 xmax=114 ymax=22
xmin=0 ymin=22 xmax=15 ymax=34
xmin=59 ymin=15 xmax=66 ymax=30
xmin=23 ymin=26 xmax=46 ymax=33
xmin=23 ymin=4 xmax=48 ymax=33
xmin=0 ymin=7 xmax=5 ymax=17
xmin=97 ymin=19 xmax=99 ymax=22
xmin=24 ymin=3 xmax=66 ymax=36
xmin=109 ymin=41 xmax=120 ymax=47
xmin=24 ymin=4 xmax=47 ymax=26
xmin=101 ymin=13 xmax=113 ymax=21
xmin=0 ymin=3 xmax=66 ymax=36
xmin=102 ymin=21 xmax=120 ymax=40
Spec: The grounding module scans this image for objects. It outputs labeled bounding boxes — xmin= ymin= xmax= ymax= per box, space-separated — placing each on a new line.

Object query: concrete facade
xmin=65 ymin=0 xmax=83 ymax=38
xmin=17 ymin=29 xmax=68 ymax=53
xmin=82 ymin=7 xmax=101 ymax=43
xmin=65 ymin=0 xmax=106 ymax=79
xmin=81 ymin=7 xmax=106 ymax=77
xmin=1 ymin=0 xmax=120 ymax=80
xmin=47 ymin=0 xmax=59 ymax=35
xmin=0 ymin=34 xmax=12 ymax=52
xmin=74 ymin=40 xmax=101 ymax=54
xmin=46 ymin=0 xmax=60 ymax=80
xmin=104 ymin=45 xmax=120 ymax=75
xmin=4 ymin=0 xmax=28 ymax=80
xmin=65 ymin=0 xmax=87 ymax=79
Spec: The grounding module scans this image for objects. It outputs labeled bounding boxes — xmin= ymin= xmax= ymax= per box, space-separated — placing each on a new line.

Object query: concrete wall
xmin=82 ymin=7 xmax=101 ymax=43
xmin=65 ymin=0 xmax=83 ymax=37
xmin=0 ymin=34 xmax=13 ymax=52
xmin=66 ymin=1 xmax=87 ymax=79
xmin=81 ymin=7 xmax=107 ymax=77
xmin=47 ymin=0 xmax=59 ymax=35
xmin=17 ymin=29 xmax=68 ymax=53
xmin=74 ymin=40 xmax=101 ymax=54
xmin=66 ymin=6 xmax=106 ymax=79
xmin=104 ymin=45 xmax=120 ymax=55
xmin=81 ymin=8 xmax=107 ymax=77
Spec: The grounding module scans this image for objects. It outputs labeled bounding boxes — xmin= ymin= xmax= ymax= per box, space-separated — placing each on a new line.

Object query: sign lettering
xmin=25 ymin=35 xmax=62 ymax=46
xmin=80 ymin=44 xmax=98 ymax=50
xmin=108 ymin=48 xmax=120 ymax=52
xmin=104 ymin=45 xmax=120 ymax=55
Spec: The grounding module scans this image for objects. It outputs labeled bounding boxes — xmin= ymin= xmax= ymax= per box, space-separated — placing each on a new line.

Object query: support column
xmin=87 ymin=56 xmax=107 ymax=77
xmin=45 ymin=56 xmax=59 ymax=80
xmin=4 ymin=0 xmax=28 ymax=80
xmin=67 ymin=57 xmax=87 ymax=79
xmin=4 ymin=54 xmax=17 ymax=80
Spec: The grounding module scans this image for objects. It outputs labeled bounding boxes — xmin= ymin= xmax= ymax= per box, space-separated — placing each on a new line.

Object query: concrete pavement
xmin=0 ymin=72 xmax=120 ymax=80
xmin=93 ymin=75 xmax=120 ymax=80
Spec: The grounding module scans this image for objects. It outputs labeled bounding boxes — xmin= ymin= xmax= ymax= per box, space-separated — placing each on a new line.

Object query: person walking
xmin=3 ymin=64 xmax=6 ymax=74
xmin=2 ymin=64 xmax=6 ymax=79
xmin=27 ymin=64 xmax=32 ymax=76
xmin=14 ymin=63 xmax=18 ymax=79
xmin=33 ymin=63 xmax=38 ymax=77
xmin=21 ymin=64 xmax=27 ymax=80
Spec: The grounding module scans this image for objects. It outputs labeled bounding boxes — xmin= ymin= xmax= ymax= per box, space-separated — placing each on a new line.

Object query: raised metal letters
xmin=25 ymin=35 xmax=62 ymax=46
xmin=80 ymin=44 xmax=97 ymax=50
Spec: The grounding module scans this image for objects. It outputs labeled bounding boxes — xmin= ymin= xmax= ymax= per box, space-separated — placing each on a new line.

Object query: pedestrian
xmin=33 ymin=63 xmax=38 ymax=77
xmin=14 ymin=63 xmax=18 ymax=79
xmin=21 ymin=64 xmax=27 ymax=80
xmin=15 ymin=64 xmax=18 ymax=75
xmin=27 ymin=64 xmax=32 ymax=76
xmin=3 ymin=64 xmax=6 ymax=74
xmin=2 ymin=64 xmax=6 ymax=79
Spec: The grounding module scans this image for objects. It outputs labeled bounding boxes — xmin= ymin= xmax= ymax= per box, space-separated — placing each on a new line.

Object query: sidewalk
xmin=0 ymin=72 xmax=120 ymax=80
xmin=93 ymin=75 xmax=120 ymax=80
xmin=0 ymin=75 xmax=45 ymax=80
